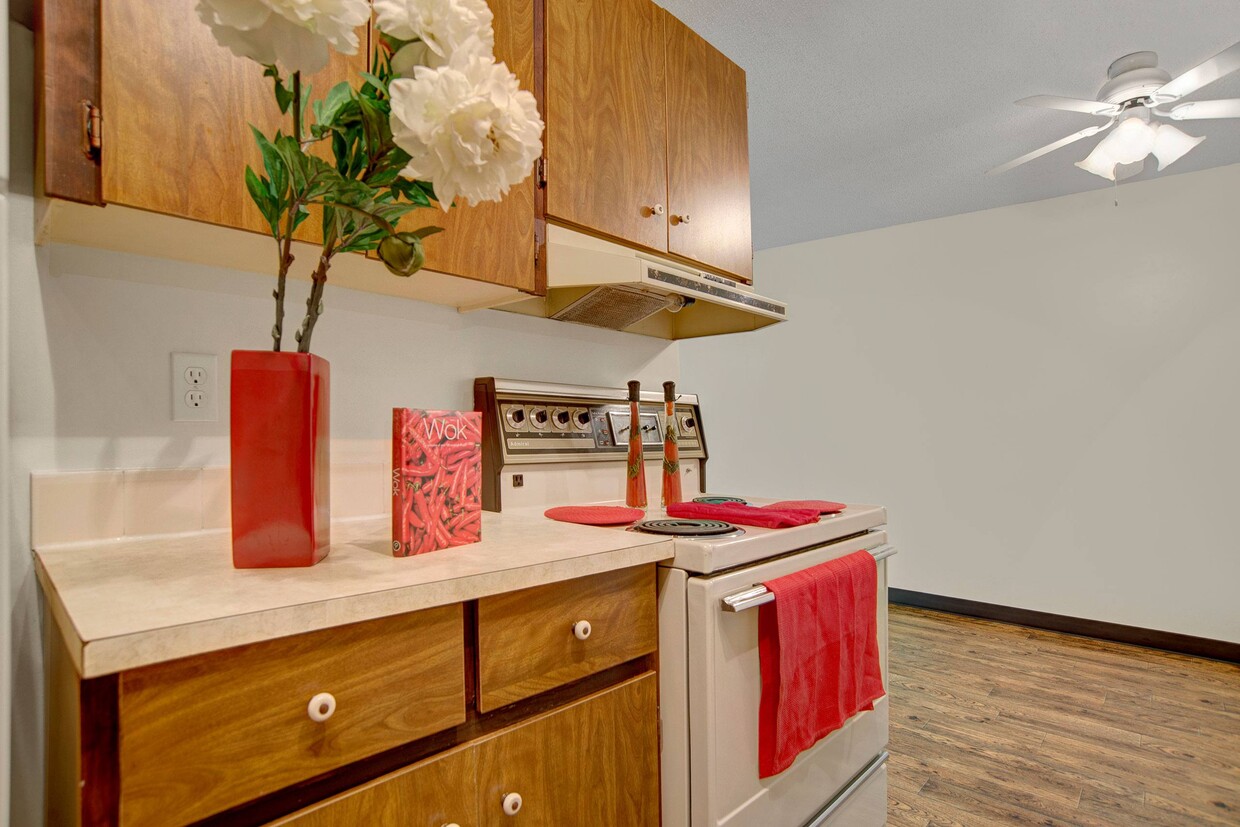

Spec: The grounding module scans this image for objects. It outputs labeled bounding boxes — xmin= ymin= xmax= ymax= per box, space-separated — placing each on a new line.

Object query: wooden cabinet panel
xmin=665 ymin=14 xmax=753 ymax=281
xmin=413 ymin=0 xmax=537 ymax=291
xmin=101 ymin=0 xmax=362 ymax=243
xmin=476 ymin=564 xmax=657 ymax=712
xmin=118 ymin=605 xmax=465 ymax=827
xmin=475 ymin=672 xmax=660 ymax=826
xmin=545 ymin=0 xmax=669 ymax=253
xmin=270 ymin=744 xmax=477 ymax=827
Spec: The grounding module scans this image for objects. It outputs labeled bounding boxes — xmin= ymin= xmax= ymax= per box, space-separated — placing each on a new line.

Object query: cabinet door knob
xmin=502 ymin=792 xmax=523 ymax=816
xmin=644 ymin=204 xmax=665 ymax=217
xmin=573 ymin=620 xmax=593 ymax=640
xmin=673 ymin=214 xmax=691 ymax=225
xmin=443 ymin=823 xmax=461 ymax=827
xmin=307 ymin=692 xmax=336 ymax=723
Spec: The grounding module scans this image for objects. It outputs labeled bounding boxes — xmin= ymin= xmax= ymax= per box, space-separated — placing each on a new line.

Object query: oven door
xmin=685 ymin=530 xmax=890 ymax=827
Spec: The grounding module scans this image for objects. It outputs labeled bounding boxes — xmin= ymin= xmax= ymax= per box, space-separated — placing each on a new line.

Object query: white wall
xmin=5 ymin=26 xmax=678 ymax=825
xmin=683 ymin=162 xmax=1240 ymax=645
xmin=1 ymin=10 xmax=12 ymax=827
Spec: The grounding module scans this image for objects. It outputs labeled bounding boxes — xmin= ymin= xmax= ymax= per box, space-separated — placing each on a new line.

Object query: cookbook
xmin=392 ymin=408 xmax=482 ymax=556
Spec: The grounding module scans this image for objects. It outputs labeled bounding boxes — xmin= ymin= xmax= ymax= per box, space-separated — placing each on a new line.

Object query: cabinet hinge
xmin=536 ymin=157 xmax=547 ymax=189
xmin=82 ymin=100 xmax=102 ymax=161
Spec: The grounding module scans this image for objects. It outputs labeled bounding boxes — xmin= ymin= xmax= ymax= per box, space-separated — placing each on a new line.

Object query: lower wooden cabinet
xmin=46 ymin=566 xmax=659 ymax=825
xmin=118 ymin=605 xmax=466 ymax=826
xmin=275 ymin=673 xmax=660 ymax=826
xmin=270 ymin=745 xmax=479 ymax=826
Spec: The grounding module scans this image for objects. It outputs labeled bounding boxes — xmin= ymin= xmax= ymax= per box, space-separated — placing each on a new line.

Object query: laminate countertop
xmin=34 ymin=512 xmax=673 ymax=679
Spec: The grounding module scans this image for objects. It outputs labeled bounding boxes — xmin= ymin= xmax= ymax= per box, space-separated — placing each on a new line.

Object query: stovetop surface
xmin=602 ymin=496 xmax=887 ymax=574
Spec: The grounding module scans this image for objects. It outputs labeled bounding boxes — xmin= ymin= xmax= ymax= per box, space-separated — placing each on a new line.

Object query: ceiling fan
xmin=989 ymin=40 xmax=1240 ymax=180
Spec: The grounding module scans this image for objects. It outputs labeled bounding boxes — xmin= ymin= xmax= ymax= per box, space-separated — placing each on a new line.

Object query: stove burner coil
xmin=692 ymin=496 xmax=748 ymax=505
xmin=633 ymin=519 xmax=739 ymax=537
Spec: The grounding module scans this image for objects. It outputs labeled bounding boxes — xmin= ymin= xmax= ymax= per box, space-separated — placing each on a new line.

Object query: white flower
xmin=197 ymin=0 xmax=369 ymax=75
xmin=374 ymin=0 xmax=495 ymax=69
xmin=389 ymin=50 xmax=544 ymax=210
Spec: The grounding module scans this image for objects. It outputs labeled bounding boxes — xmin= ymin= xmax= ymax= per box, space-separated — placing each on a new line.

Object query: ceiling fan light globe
xmin=1099 ymin=117 xmax=1157 ymax=164
xmin=1075 ymin=143 xmax=1118 ymax=181
xmin=1151 ymin=123 xmax=1205 ymax=170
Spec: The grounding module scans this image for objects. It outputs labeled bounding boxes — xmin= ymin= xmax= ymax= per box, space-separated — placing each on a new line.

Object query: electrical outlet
xmin=172 ymin=353 xmax=218 ymax=422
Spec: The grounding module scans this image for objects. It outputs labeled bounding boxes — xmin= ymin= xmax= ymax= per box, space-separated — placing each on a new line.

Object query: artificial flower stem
xmin=296 ymin=244 xmax=336 ymax=354
xmin=272 ymin=73 xmax=303 ymax=352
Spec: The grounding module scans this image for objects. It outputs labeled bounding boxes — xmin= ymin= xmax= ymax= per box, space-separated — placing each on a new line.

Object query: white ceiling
xmin=656 ymin=0 xmax=1240 ymax=249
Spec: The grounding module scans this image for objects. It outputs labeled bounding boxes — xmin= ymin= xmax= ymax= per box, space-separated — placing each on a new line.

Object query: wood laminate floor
xmin=886 ymin=606 xmax=1240 ymax=827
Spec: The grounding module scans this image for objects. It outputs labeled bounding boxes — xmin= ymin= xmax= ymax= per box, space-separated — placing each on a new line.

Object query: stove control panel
xmin=476 ymin=378 xmax=706 ymax=465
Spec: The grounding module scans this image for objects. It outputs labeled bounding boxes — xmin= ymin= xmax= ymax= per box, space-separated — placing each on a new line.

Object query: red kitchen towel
xmin=665 ymin=501 xmax=820 ymax=529
xmin=757 ymin=550 xmax=884 ymax=778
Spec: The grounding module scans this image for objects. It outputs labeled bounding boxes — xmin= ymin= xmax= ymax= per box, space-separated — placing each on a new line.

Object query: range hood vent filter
xmin=551 ymin=284 xmax=675 ymax=330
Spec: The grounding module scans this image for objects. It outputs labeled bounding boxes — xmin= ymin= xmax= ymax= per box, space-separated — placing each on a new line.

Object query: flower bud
xmin=377 ymin=232 xmax=427 ymax=277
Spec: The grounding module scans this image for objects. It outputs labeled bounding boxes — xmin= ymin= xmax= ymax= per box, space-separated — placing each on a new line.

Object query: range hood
xmin=495 ymin=225 xmax=787 ymax=339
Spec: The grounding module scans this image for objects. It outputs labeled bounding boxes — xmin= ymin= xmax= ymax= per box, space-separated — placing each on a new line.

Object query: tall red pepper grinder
xmin=661 ymin=380 xmax=683 ymax=507
xmin=625 ymin=380 xmax=648 ymax=509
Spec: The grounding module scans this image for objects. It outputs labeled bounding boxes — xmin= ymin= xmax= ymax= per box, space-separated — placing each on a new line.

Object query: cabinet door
xmin=101 ymin=0 xmax=361 ymax=242
xmin=118 ymin=605 xmax=466 ymax=826
xmin=475 ymin=673 xmax=660 ymax=826
xmin=665 ymin=14 xmax=753 ymax=281
xmin=270 ymin=746 xmax=477 ymax=827
xmin=545 ymin=0 xmax=669 ymax=253
xmin=413 ymin=0 xmax=537 ymax=291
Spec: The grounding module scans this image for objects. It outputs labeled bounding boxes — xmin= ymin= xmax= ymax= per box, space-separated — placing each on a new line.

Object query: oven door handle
xmin=719 ymin=545 xmax=897 ymax=613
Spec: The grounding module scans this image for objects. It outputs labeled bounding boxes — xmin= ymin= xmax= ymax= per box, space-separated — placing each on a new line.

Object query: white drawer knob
xmin=573 ymin=620 xmax=592 ymax=641
xmin=307 ymin=692 xmax=336 ymax=723
xmin=443 ymin=823 xmax=461 ymax=827
xmin=502 ymin=792 xmax=523 ymax=815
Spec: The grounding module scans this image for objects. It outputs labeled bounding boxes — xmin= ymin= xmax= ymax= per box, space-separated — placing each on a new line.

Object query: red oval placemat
xmin=765 ymin=500 xmax=847 ymax=514
xmin=545 ymin=505 xmax=645 ymax=526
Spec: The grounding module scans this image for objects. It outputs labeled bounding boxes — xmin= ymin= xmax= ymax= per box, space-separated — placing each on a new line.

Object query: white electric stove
xmin=475 ymin=378 xmax=894 ymax=827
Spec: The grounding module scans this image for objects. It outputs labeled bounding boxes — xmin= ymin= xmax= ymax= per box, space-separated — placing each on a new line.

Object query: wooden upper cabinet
xmin=40 ymin=0 xmax=539 ymax=292
xmin=545 ymin=0 xmax=670 ymax=254
xmin=413 ymin=0 xmax=537 ymax=291
xmin=665 ymin=14 xmax=753 ymax=281
xmin=543 ymin=0 xmax=753 ymax=282
xmin=101 ymin=0 xmax=362 ymax=243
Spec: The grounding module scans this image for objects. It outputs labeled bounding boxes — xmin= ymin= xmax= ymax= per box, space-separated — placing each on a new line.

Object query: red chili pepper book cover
xmin=392 ymin=409 xmax=482 ymax=556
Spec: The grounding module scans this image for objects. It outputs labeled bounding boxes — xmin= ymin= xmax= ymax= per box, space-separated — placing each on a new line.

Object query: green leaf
xmin=300 ymin=82 xmax=313 ymax=123
xmin=317 ymin=82 xmax=354 ymax=129
xmin=251 ymin=126 xmax=289 ymax=203
xmin=358 ymin=95 xmax=391 ymax=159
xmin=359 ymin=71 xmax=388 ymax=96
xmin=244 ymin=166 xmax=278 ymax=236
xmin=409 ymin=225 xmax=444 ymax=240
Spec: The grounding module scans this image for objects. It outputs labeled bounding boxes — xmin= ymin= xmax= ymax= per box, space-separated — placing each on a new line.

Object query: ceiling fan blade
xmin=1164 ymin=98 xmax=1240 ymax=120
xmin=1016 ymin=95 xmax=1121 ymax=116
xmin=1155 ymin=41 xmax=1240 ymax=101
xmin=987 ymin=122 xmax=1114 ymax=176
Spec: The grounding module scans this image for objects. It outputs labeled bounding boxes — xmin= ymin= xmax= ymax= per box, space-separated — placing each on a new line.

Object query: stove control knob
xmin=573 ymin=620 xmax=592 ymax=641
xmin=532 ymin=409 xmax=548 ymax=425
xmin=576 ymin=411 xmax=591 ymax=427
xmin=555 ymin=409 xmax=570 ymax=426
xmin=681 ymin=416 xmax=696 ymax=432
xmin=502 ymin=792 xmax=523 ymax=816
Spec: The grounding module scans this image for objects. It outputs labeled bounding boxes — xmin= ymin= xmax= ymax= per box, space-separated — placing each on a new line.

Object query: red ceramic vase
xmin=230 ymin=350 xmax=330 ymax=567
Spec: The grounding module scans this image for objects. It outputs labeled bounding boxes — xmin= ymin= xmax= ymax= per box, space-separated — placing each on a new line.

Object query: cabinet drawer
xmin=475 ymin=672 xmax=660 ymax=826
xmin=270 ymin=744 xmax=477 ymax=827
xmin=476 ymin=565 xmax=656 ymax=712
xmin=118 ymin=605 xmax=466 ymax=826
